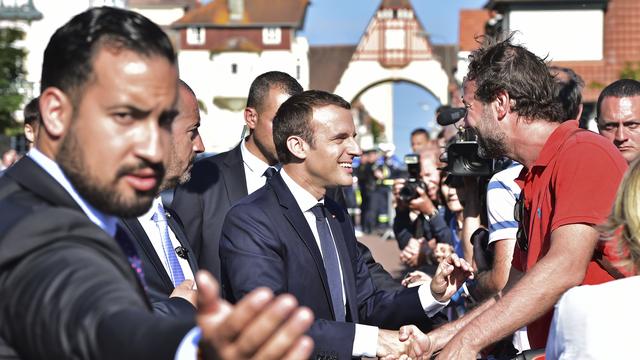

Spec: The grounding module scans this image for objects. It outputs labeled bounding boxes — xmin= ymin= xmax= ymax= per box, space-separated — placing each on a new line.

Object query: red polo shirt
xmin=512 ymin=120 xmax=627 ymax=349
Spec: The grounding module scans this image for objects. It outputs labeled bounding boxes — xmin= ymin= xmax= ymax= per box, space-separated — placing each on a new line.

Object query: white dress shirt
xmin=137 ymin=197 xmax=195 ymax=282
xmin=27 ymin=148 xmax=198 ymax=359
xmin=546 ymin=276 xmax=640 ymax=359
xmin=241 ymin=138 xmax=278 ymax=194
xmin=281 ymin=169 xmax=448 ymax=357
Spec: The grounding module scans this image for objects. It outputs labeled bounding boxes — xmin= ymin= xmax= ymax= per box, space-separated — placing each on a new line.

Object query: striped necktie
xmin=151 ymin=203 xmax=185 ymax=287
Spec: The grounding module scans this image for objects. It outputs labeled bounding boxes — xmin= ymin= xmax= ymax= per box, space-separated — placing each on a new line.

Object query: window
xmin=262 ymin=27 xmax=281 ymax=45
xmin=186 ymin=27 xmax=205 ymax=45
xmin=384 ymin=29 xmax=405 ymax=50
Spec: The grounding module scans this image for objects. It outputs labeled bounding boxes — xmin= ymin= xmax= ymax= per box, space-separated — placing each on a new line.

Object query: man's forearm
xmin=428 ymin=297 xmax=496 ymax=350
xmin=448 ymin=252 xmax=584 ymax=352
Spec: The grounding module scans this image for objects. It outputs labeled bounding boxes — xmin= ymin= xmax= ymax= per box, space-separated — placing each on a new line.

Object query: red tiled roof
xmin=128 ymin=0 xmax=196 ymax=7
xmin=172 ymin=0 xmax=308 ymax=28
xmin=458 ymin=9 xmax=491 ymax=52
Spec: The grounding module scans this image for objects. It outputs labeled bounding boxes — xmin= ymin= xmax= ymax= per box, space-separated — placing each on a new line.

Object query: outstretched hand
xmin=430 ymin=253 xmax=474 ymax=302
xmin=195 ymin=271 xmax=314 ymax=360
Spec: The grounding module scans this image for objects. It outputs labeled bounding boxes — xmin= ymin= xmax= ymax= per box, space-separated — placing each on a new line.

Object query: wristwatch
xmin=424 ymin=208 xmax=439 ymax=221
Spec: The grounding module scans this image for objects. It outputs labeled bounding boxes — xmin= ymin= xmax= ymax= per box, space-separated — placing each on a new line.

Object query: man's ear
xmin=286 ymin=135 xmax=308 ymax=160
xmin=39 ymin=87 xmax=73 ymax=138
xmin=495 ymin=90 xmax=511 ymax=120
xmin=244 ymin=107 xmax=258 ymax=130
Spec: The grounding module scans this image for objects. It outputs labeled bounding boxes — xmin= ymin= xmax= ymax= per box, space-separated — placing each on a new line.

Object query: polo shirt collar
xmin=530 ymin=120 xmax=579 ymax=169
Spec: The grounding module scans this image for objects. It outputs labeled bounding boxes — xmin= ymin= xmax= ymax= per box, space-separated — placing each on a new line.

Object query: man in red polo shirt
xmin=398 ymin=37 xmax=627 ymax=359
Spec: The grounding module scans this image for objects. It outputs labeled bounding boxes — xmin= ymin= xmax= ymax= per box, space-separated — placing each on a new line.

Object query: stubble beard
xmin=475 ymin=108 xmax=508 ymax=159
xmin=56 ymin=129 xmax=162 ymax=218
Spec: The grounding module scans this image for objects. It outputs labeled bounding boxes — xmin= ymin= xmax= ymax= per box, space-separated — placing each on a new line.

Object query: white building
xmin=171 ymin=0 xmax=310 ymax=153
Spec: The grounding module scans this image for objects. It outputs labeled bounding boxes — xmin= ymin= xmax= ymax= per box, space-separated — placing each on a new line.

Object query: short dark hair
xmin=41 ymin=7 xmax=175 ymax=105
xmin=549 ymin=66 xmax=584 ymax=121
xmin=466 ymin=35 xmax=564 ymax=122
xmin=273 ymin=90 xmax=350 ymax=164
xmin=411 ymin=128 xmax=429 ymax=139
xmin=246 ymin=71 xmax=303 ymax=113
xmin=23 ymin=97 xmax=41 ymax=126
xmin=596 ymin=79 xmax=640 ymax=120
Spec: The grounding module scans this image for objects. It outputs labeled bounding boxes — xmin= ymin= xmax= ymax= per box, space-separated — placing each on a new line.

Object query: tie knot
xmin=263 ymin=167 xmax=277 ymax=179
xmin=310 ymin=203 xmax=326 ymax=221
xmin=151 ymin=203 xmax=167 ymax=223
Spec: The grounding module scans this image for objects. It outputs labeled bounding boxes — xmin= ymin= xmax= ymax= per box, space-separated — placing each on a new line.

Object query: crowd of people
xmin=1 ymin=5 xmax=640 ymax=360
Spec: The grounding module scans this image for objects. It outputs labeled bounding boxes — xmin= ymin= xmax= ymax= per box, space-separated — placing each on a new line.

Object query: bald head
xmin=161 ymin=80 xmax=205 ymax=191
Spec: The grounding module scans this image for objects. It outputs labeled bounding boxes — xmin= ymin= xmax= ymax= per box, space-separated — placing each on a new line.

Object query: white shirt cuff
xmin=174 ymin=327 xmax=200 ymax=360
xmin=353 ymin=324 xmax=379 ymax=358
xmin=418 ymin=284 xmax=449 ymax=317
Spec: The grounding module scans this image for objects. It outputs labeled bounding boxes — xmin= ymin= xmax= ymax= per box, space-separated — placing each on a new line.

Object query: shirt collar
xmin=532 ymin=120 xmax=579 ymax=168
xmin=280 ymin=169 xmax=324 ymax=212
xmin=241 ymin=137 xmax=273 ymax=176
xmin=27 ymin=148 xmax=118 ymax=237
xmin=138 ymin=196 xmax=163 ymax=222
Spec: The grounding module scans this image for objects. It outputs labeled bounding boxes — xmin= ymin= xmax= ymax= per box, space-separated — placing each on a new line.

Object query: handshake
xmin=195 ymin=253 xmax=473 ymax=360
xmin=378 ymin=253 xmax=474 ymax=360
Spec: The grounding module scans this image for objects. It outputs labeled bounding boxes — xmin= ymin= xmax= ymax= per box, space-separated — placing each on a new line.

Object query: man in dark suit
xmin=220 ymin=90 xmax=473 ymax=359
xmin=173 ymin=72 xmax=403 ymax=293
xmin=0 ymin=7 xmax=314 ymax=359
xmin=120 ymin=80 xmax=204 ymax=316
xmin=173 ymin=71 xmax=301 ymax=279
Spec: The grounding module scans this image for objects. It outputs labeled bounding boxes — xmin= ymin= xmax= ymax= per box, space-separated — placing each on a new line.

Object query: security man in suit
xmin=119 ymin=80 xmax=203 ymax=316
xmin=220 ymin=90 xmax=474 ymax=359
xmin=0 ymin=7 xmax=314 ymax=359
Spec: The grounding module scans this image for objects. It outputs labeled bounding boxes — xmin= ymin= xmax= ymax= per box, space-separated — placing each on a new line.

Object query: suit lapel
xmin=269 ymin=174 xmax=335 ymax=313
xmin=325 ymin=200 xmax=359 ymax=322
xmin=119 ymin=218 xmax=175 ymax=290
xmin=166 ymin=211 xmax=199 ymax=274
xmin=222 ymin=143 xmax=249 ymax=203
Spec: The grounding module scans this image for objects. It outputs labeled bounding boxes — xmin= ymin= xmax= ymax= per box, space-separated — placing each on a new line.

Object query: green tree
xmin=620 ymin=61 xmax=640 ymax=81
xmin=0 ymin=27 xmax=27 ymax=135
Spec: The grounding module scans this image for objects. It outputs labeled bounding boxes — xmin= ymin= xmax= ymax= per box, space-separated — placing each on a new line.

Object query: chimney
xmin=229 ymin=0 xmax=244 ymax=21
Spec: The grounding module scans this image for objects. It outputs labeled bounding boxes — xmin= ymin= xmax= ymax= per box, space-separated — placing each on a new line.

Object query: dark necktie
xmin=114 ymin=225 xmax=148 ymax=292
xmin=263 ymin=166 xmax=277 ymax=179
xmin=310 ymin=203 xmax=346 ymax=321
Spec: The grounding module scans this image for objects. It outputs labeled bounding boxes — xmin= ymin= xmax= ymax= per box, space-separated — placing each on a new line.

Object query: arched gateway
xmin=309 ymin=0 xmax=450 ymax=148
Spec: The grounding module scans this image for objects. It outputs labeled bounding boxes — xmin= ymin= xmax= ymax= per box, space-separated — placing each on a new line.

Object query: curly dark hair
xmin=466 ymin=35 xmax=564 ymax=122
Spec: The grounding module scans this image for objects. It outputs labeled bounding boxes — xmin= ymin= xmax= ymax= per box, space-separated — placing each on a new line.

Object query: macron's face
xmin=303 ymin=105 xmax=362 ymax=189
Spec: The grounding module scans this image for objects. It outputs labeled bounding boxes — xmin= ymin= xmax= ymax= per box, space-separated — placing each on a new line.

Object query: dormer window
xmin=186 ymin=27 xmax=205 ymax=45
xmin=262 ymin=27 xmax=281 ymax=45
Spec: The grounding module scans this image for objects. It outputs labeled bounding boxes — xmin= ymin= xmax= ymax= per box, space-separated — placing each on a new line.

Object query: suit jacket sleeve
xmin=0 ymin=208 xmax=194 ymax=360
xmin=220 ymin=203 xmax=356 ymax=359
xmin=357 ymin=241 xmax=404 ymax=292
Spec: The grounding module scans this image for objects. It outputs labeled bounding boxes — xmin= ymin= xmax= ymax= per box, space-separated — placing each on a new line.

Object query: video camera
xmin=398 ymin=153 xmax=425 ymax=202
xmin=437 ymin=107 xmax=496 ymax=177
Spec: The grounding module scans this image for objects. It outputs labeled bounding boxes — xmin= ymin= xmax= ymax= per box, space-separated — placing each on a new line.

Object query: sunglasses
xmin=514 ymin=191 xmax=529 ymax=252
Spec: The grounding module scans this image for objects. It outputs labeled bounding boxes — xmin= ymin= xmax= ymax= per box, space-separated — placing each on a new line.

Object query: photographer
xmin=393 ymin=147 xmax=452 ymax=270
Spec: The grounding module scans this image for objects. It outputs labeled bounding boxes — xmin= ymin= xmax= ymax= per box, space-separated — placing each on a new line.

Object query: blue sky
xmin=300 ymin=0 xmax=487 ymax=157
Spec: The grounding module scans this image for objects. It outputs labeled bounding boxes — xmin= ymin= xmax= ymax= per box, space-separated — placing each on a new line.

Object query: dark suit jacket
xmin=173 ymin=143 xmax=405 ymax=293
xmin=220 ymin=173 xmax=430 ymax=359
xmin=172 ymin=142 xmax=246 ymax=279
xmin=0 ymin=157 xmax=194 ymax=360
xmin=119 ymin=209 xmax=198 ymax=317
